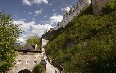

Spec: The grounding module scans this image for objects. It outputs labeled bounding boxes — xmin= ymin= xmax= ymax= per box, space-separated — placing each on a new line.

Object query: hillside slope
xmin=45 ymin=1 xmax=116 ymax=73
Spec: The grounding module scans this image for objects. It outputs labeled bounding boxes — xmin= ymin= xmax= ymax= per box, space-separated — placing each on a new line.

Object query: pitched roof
xmin=18 ymin=45 xmax=35 ymax=51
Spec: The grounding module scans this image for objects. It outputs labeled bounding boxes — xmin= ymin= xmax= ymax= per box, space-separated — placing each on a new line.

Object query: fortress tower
xmin=92 ymin=0 xmax=111 ymax=15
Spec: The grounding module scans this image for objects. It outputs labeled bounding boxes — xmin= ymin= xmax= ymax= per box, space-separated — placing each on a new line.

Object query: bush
xmin=33 ymin=64 xmax=45 ymax=73
xmin=102 ymin=0 xmax=116 ymax=14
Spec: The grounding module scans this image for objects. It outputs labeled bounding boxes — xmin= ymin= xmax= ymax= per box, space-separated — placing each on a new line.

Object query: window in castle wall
xmin=23 ymin=51 xmax=27 ymax=54
xmin=34 ymin=61 xmax=37 ymax=63
xmin=77 ymin=8 xmax=79 ymax=11
xmin=80 ymin=3 xmax=82 ymax=5
xmin=26 ymin=61 xmax=29 ymax=64
xmin=70 ymin=13 xmax=72 ymax=15
xmin=57 ymin=24 xmax=59 ymax=26
xmin=34 ymin=57 xmax=36 ymax=59
xmin=55 ymin=70 xmax=57 ymax=73
xmin=17 ymin=60 xmax=22 ymax=64
xmin=71 ymin=13 xmax=73 ymax=16
xmin=18 ymin=60 xmax=22 ymax=62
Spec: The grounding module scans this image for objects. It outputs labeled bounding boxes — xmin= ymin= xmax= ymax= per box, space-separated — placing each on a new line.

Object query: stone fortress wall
xmin=92 ymin=0 xmax=111 ymax=15
xmin=52 ymin=0 xmax=111 ymax=31
xmin=53 ymin=0 xmax=91 ymax=30
xmin=7 ymin=52 xmax=42 ymax=73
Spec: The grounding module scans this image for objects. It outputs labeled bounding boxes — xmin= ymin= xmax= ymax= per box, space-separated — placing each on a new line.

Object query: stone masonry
xmin=92 ymin=0 xmax=111 ymax=15
xmin=7 ymin=52 xmax=42 ymax=73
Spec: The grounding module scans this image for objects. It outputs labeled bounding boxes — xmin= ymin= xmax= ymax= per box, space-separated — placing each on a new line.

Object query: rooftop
xmin=17 ymin=45 xmax=42 ymax=53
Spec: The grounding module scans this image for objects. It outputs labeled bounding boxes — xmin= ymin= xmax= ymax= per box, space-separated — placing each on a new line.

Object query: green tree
xmin=26 ymin=35 xmax=41 ymax=50
xmin=0 ymin=12 xmax=21 ymax=72
xmin=33 ymin=64 xmax=45 ymax=73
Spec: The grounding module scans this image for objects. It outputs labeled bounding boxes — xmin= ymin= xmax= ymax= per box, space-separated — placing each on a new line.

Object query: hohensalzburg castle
xmin=7 ymin=0 xmax=110 ymax=73
xmin=51 ymin=0 xmax=110 ymax=31
xmin=53 ymin=0 xmax=91 ymax=30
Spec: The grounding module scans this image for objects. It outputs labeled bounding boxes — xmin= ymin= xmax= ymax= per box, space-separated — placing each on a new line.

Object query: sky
xmin=0 ymin=0 xmax=78 ymax=44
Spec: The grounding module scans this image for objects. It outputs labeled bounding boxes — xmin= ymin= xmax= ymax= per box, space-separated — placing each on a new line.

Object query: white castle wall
xmin=53 ymin=0 xmax=91 ymax=30
xmin=42 ymin=38 xmax=49 ymax=48
xmin=41 ymin=39 xmax=61 ymax=73
xmin=7 ymin=52 xmax=42 ymax=73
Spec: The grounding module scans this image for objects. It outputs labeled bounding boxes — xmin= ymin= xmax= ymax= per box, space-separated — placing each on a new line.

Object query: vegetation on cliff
xmin=45 ymin=1 xmax=116 ymax=73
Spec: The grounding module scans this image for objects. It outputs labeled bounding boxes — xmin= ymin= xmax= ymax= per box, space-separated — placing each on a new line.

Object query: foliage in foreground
xmin=33 ymin=64 xmax=45 ymax=73
xmin=45 ymin=1 xmax=116 ymax=73
xmin=0 ymin=12 xmax=21 ymax=72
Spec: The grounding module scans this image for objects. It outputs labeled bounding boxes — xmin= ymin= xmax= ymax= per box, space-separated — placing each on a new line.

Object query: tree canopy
xmin=0 ymin=12 xmax=21 ymax=72
xmin=26 ymin=35 xmax=41 ymax=50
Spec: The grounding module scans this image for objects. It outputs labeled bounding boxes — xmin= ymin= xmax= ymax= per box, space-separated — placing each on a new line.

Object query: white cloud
xmin=14 ymin=14 xmax=63 ymax=44
xmin=33 ymin=0 xmax=48 ymax=4
xmin=50 ymin=3 xmax=52 ymax=6
xmin=17 ymin=37 xmax=26 ymax=45
xmin=22 ymin=0 xmax=48 ymax=6
xmin=53 ymin=9 xmax=56 ymax=12
xmin=28 ymin=12 xmax=32 ymax=15
xmin=61 ymin=6 xmax=71 ymax=12
xmin=49 ymin=14 xmax=63 ymax=26
xmin=14 ymin=20 xmax=35 ymax=31
xmin=32 ymin=17 xmax=35 ymax=21
xmin=22 ymin=0 xmax=31 ymax=6
xmin=34 ymin=10 xmax=42 ymax=16
xmin=14 ymin=19 xmax=53 ymax=44
xmin=19 ymin=19 xmax=26 ymax=21
xmin=44 ymin=15 xmax=47 ymax=17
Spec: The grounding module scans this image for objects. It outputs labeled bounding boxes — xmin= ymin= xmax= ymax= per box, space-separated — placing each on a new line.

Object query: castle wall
xmin=52 ymin=0 xmax=91 ymax=29
xmin=42 ymin=38 xmax=49 ymax=48
xmin=52 ymin=0 xmax=111 ymax=31
xmin=7 ymin=52 xmax=42 ymax=73
xmin=92 ymin=0 xmax=110 ymax=15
